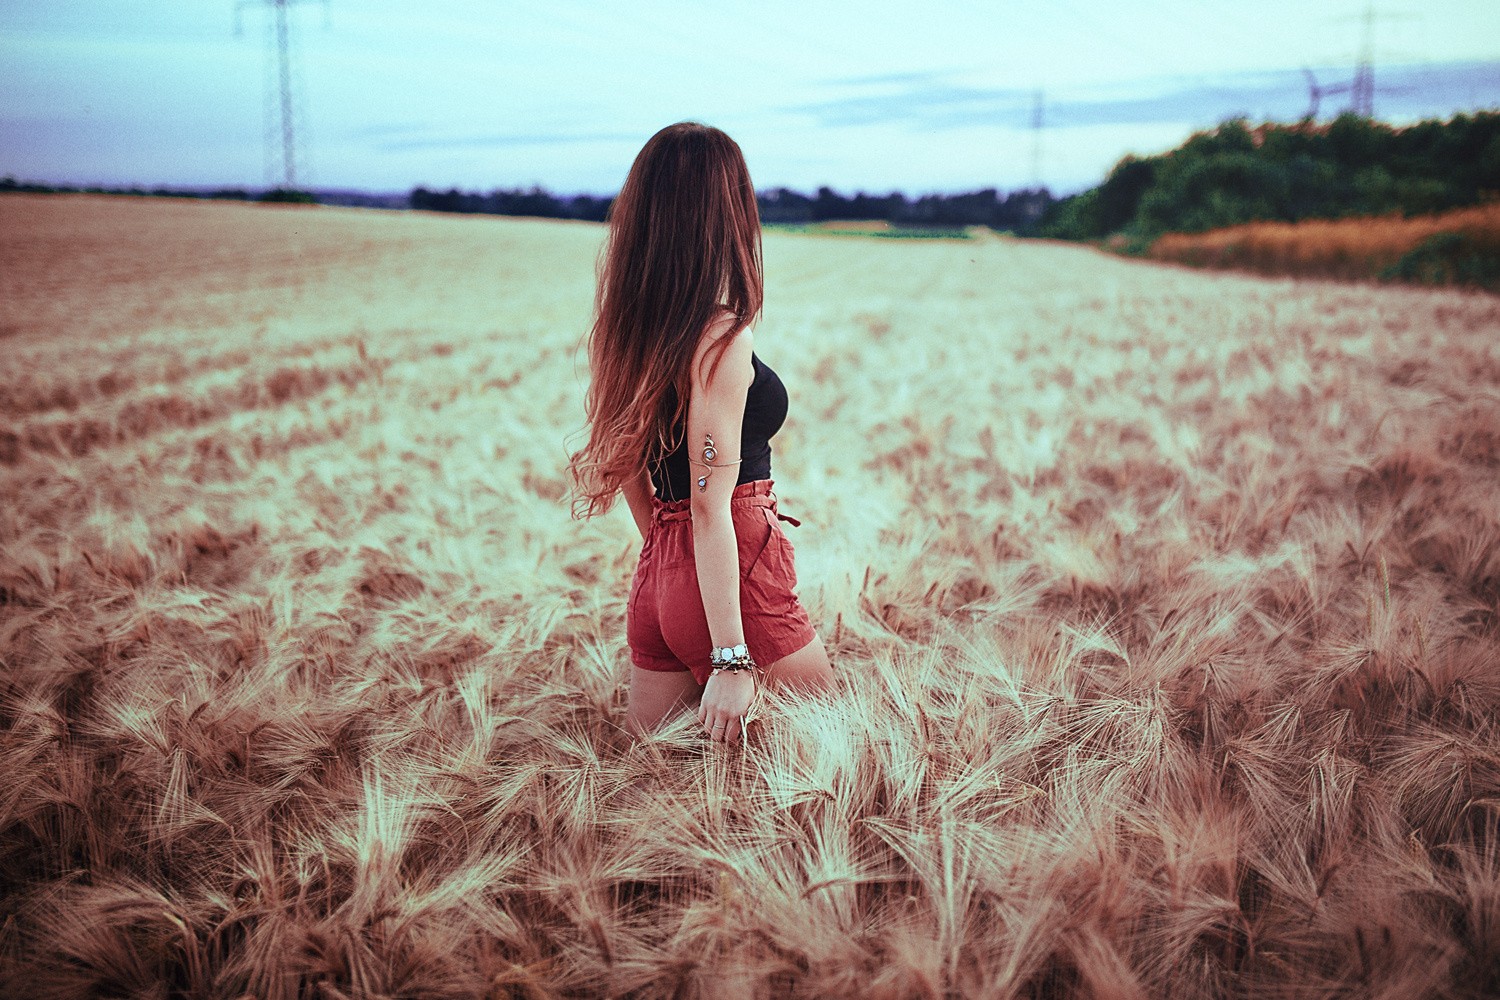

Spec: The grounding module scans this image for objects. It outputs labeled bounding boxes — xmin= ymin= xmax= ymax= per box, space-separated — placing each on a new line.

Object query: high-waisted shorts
xmin=627 ymin=479 xmax=817 ymax=685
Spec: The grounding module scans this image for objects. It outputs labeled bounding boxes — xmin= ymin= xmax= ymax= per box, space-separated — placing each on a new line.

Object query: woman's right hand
xmin=697 ymin=669 xmax=756 ymax=744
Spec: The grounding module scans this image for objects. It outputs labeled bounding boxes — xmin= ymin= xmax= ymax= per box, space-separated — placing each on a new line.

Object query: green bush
xmin=258 ymin=188 xmax=318 ymax=205
xmin=1042 ymin=111 xmax=1500 ymax=244
xmin=1382 ymin=231 xmax=1500 ymax=290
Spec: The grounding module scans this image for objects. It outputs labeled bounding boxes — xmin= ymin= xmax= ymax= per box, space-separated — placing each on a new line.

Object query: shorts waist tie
xmin=653 ymin=492 xmax=800 ymax=526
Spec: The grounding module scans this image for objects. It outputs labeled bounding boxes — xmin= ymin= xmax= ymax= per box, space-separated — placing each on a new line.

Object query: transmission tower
xmin=1302 ymin=68 xmax=1351 ymax=121
xmin=235 ymin=0 xmax=328 ymax=189
xmin=1350 ymin=0 xmax=1376 ymax=117
xmin=1029 ymin=90 xmax=1045 ymax=190
xmin=1333 ymin=1 xmax=1420 ymax=119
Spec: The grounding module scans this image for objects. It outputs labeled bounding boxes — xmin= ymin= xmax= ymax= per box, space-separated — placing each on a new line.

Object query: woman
xmin=569 ymin=122 xmax=834 ymax=744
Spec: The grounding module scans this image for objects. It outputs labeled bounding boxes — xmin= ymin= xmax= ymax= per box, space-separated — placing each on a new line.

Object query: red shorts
xmin=627 ymin=479 xmax=818 ymax=685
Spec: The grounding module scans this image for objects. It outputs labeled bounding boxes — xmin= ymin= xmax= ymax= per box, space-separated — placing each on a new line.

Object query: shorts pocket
xmin=741 ymin=512 xmax=797 ymax=613
xmin=626 ymin=558 xmax=648 ymax=621
xmin=737 ymin=508 xmax=776 ymax=581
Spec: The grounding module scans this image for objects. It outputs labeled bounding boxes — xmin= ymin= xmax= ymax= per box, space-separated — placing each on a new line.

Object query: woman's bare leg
xmin=628 ymin=636 xmax=832 ymax=736
xmin=627 ymin=666 xmax=705 ymax=735
xmin=759 ymin=634 xmax=835 ymax=694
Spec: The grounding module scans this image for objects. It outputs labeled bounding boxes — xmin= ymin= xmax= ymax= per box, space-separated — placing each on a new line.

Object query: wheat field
xmin=2 ymin=193 xmax=1499 ymax=998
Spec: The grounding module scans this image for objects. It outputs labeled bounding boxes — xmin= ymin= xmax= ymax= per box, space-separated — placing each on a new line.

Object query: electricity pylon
xmin=1351 ymin=0 xmax=1376 ymax=117
xmin=1302 ymin=68 xmax=1352 ymax=121
xmin=1030 ymin=90 xmax=1045 ymax=190
xmin=235 ymin=0 xmax=329 ymax=189
xmin=1333 ymin=1 xmax=1421 ymax=119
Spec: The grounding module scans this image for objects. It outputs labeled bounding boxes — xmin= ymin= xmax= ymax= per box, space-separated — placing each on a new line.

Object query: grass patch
xmin=1147 ymin=201 xmax=1500 ymax=290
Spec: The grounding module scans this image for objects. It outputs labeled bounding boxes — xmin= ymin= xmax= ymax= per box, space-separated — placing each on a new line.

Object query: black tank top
xmin=648 ymin=352 xmax=788 ymax=501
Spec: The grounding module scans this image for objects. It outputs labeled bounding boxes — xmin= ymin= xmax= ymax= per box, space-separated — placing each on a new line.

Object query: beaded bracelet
xmin=710 ymin=643 xmax=749 ymax=667
xmin=709 ymin=646 xmax=757 ymax=673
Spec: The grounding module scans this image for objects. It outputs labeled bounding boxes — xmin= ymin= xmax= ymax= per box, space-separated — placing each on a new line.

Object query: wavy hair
xmin=569 ymin=122 xmax=763 ymax=518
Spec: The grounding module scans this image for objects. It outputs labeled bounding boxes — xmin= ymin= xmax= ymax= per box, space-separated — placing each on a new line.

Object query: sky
xmin=2 ymin=1 xmax=1498 ymax=197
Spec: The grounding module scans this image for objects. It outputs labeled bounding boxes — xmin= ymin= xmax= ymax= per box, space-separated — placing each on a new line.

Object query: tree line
xmin=408 ymin=186 xmax=613 ymax=221
xmin=758 ymin=187 xmax=1053 ymax=229
xmin=3 ymin=175 xmax=1054 ymax=230
xmin=1040 ymin=111 xmax=1500 ymax=247
xmin=409 ymin=184 xmax=1057 ymax=231
xmin=0 ymin=177 xmax=272 ymax=201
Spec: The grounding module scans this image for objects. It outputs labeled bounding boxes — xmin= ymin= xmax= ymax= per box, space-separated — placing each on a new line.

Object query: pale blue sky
xmin=2 ymin=0 xmax=1497 ymax=195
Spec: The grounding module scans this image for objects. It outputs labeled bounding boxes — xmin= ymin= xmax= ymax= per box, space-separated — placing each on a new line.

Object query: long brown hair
xmin=569 ymin=122 xmax=763 ymax=518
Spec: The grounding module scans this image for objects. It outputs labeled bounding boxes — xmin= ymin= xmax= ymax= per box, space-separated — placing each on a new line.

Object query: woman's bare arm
xmin=619 ymin=467 xmax=655 ymax=540
xmin=687 ymin=321 xmax=757 ymax=742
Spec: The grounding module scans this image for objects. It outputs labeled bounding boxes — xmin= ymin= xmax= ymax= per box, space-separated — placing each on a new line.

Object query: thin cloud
xmin=377 ymin=131 xmax=642 ymax=153
xmin=791 ymin=60 xmax=1500 ymax=132
xmin=818 ymin=69 xmax=955 ymax=88
xmin=348 ymin=123 xmax=433 ymax=141
xmin=803 ymin=81 xmax=1038 ymax=128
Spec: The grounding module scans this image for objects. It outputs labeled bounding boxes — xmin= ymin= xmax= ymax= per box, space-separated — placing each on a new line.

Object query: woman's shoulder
xmin=706 ymin=306 xmax=752 ymax=340
xmin=698 ymin=309 xmax=753 ymax=353
xmin=691 ymin=312 xmax=754 ymax=386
